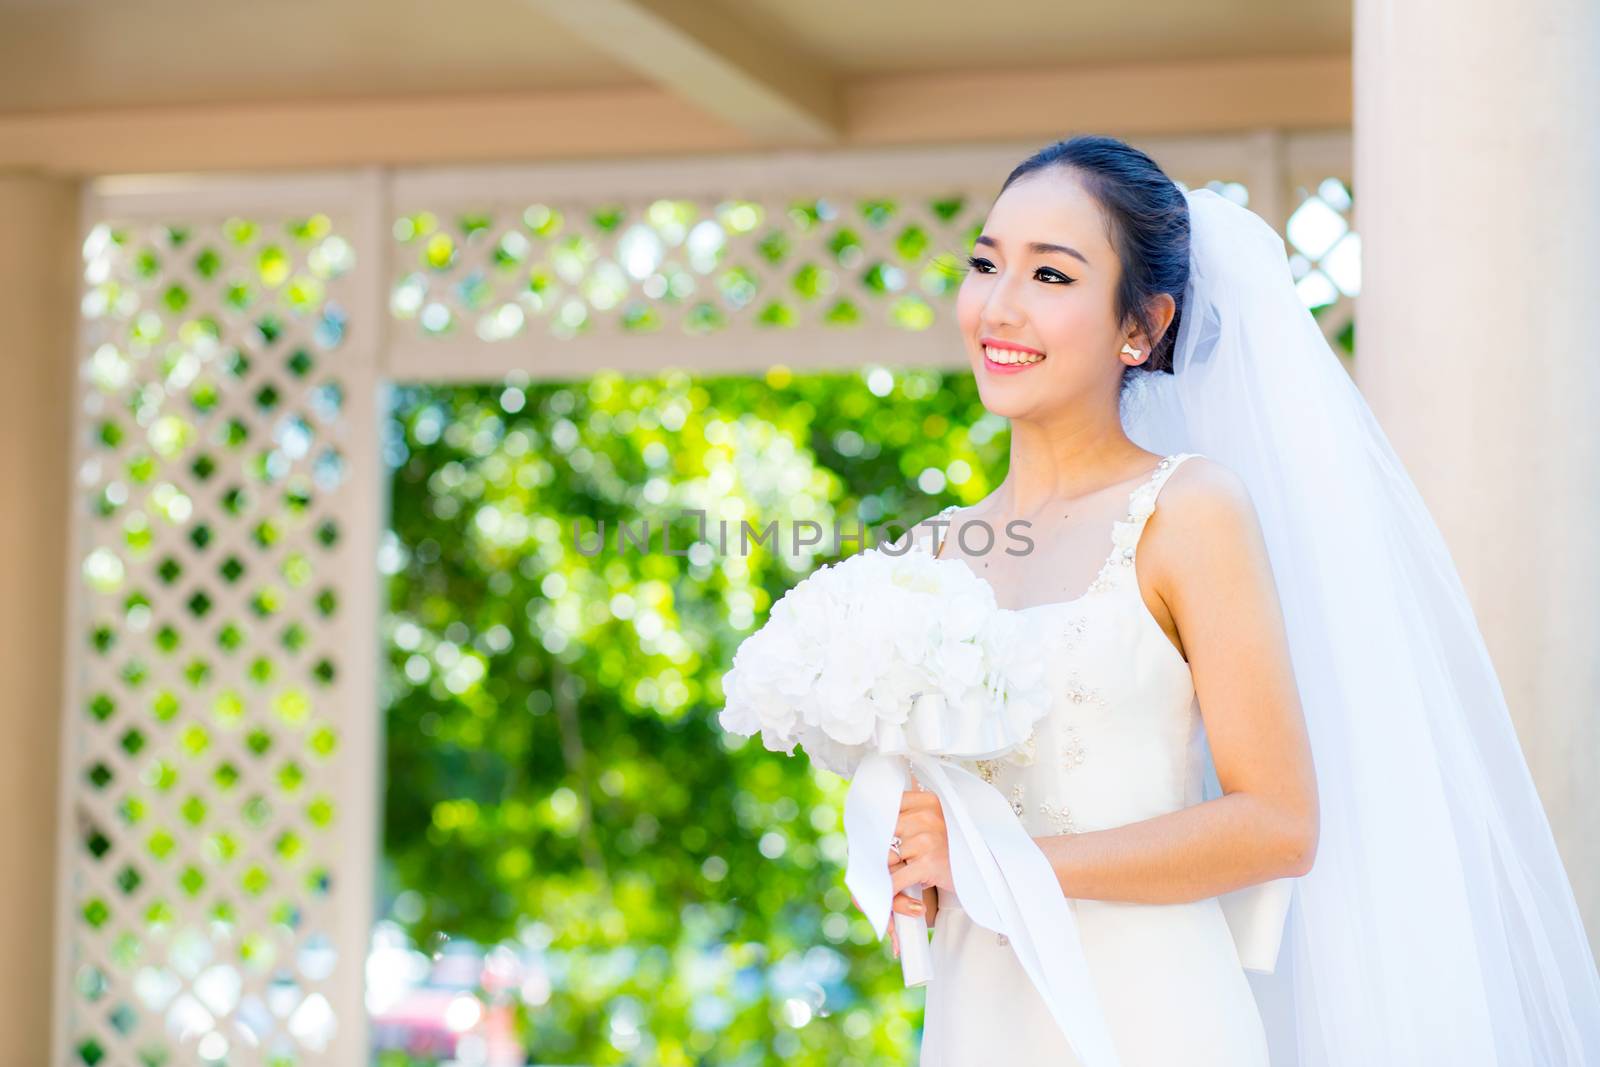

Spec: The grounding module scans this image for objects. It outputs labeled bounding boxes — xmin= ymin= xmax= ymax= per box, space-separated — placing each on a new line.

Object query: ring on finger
xmin=889 ymin=834 xmax=902 ymax=856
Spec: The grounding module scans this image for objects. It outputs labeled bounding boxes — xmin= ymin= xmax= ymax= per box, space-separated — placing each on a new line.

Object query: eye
xmin=962 ymin=256 xmax=1075 ymax=285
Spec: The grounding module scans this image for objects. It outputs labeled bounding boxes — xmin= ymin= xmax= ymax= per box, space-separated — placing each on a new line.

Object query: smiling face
xmin=956 ymin=168 xmax=1145 ymax=418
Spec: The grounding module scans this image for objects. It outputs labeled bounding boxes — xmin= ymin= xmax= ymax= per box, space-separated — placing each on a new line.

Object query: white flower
xmin=1110 ymin=522 xmax=1139 ymax=554
xmin=717 ymin=539 xmax=1048 ymax=778
xmin=1128 ymin=484 xmax=1158 ymax=523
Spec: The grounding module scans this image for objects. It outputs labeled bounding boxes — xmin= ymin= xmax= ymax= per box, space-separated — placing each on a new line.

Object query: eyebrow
xmin=973 ymin=234 xmax=1090 ymax=267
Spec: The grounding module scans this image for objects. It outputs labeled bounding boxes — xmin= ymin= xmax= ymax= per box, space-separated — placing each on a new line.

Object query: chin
xmin=973 ymin=382 xmax=1037 ymax=419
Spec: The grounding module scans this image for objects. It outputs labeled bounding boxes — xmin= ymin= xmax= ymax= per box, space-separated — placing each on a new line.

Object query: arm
xmin=1033 ymin=459 xmax=1318 ymax=904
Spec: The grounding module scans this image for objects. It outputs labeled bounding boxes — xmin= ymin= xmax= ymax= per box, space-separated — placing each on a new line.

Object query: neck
xmin=995 ymin=418 xmax=1154 ymax=518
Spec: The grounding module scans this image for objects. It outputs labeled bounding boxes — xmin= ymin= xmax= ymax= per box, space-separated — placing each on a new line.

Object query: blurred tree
xmin=382 ymin=365 xmax=1007 ymax=1065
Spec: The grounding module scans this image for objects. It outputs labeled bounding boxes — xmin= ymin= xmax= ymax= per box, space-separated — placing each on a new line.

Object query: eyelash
xmin=964 ymin=255 xmax=1075 ymax=285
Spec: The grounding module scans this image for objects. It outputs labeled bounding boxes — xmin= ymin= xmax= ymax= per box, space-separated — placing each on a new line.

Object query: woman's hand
xmin=891 ymin=786 xmax=954 ymax=897
xmin=849 ymin=881 xmax=937 ymax=959
xmin=847 ymin=782 xmax=953 ymax=960
xmin=886 ymin=856 xmax=940 ymax=958
xmin=883 ymin=785 xmax=953 ymax=957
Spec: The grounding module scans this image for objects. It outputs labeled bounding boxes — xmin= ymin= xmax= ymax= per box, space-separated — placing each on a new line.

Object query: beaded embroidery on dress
xmin=917 ymin=452 xmax=1270 ymax=1067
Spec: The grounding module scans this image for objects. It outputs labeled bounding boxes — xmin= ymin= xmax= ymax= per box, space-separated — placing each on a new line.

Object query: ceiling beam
xmin=850 ymin=55 xmax=1350 ymax=145
xmin=0 ymin=56 xmax=1350 ymax=177
xmin=526 ymin=0 xmax=842 ymax=144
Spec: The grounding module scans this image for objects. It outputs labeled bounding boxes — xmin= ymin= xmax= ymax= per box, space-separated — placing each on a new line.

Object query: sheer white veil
xmin=1119 ymin=188 xmax=1600 ymax=1064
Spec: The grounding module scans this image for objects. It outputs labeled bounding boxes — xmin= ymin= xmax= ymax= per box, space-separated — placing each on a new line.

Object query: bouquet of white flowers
xmin=717 ymin=536 xmax=1058 ymax=982
xmin=718 ymin=536 xmax=1052 ymax=780
xmin=718 ymin=534 xmax=1126 ymax=1065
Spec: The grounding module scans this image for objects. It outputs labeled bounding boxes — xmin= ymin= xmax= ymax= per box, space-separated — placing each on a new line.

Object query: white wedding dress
xmin=916 ymin=452 xmax=1270 ymax=1066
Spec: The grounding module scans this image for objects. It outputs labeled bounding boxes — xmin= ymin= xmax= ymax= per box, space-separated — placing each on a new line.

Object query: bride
xmin=875 ymin=135 xmax=1600 ymax=1064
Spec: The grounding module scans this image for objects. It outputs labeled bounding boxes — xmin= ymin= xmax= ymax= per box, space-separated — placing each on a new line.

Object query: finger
xmin=893 ymin=890 xmax=926 ymax=917
xmin=890 ymin=834 xmax=931 ymax=872
xmin=895 ymin=813 xmax=941 ymax=845
xmin=889 ymin=827 xmax=925 ymax=862
xmin=893 ymin=862 xmax=928 ymax=897
xmin=900 ymin=790 xmax=932 ymax=813
xmin=889 ymin=825 xmax=928 ymax=857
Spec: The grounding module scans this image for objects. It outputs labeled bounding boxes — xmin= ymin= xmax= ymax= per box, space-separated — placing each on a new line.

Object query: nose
xmin=980 ymin=267 xmax=1026 ymax=332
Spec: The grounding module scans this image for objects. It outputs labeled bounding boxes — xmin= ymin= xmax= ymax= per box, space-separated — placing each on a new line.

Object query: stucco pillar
xmin=1354 ymin=0 xmax=1600 ymax=951
xmin=0 ymin=172 xmax=79 ymax=1066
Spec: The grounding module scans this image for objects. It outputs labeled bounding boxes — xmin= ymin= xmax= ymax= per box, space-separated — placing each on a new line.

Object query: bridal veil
xmin=1118 ymin=188 xmax=1600 ymax=1064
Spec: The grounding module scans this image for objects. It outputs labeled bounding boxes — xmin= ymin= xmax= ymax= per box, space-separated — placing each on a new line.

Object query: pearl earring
xmin=1120 ymin=343 xmax=1142 ymax=359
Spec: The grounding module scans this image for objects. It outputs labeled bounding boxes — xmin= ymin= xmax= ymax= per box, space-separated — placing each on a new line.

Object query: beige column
xmin=0 ymin=173 xmax=79 ymax=1066
xmin=1354 ymin=0 xmax=1600 ymax=950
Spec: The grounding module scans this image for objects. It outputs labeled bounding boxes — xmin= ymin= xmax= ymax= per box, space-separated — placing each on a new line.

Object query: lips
xmin=982 ymin=344 xmax=1047 ymax=372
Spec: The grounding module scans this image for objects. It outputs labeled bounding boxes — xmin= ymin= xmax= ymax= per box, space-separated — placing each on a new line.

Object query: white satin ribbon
xmin=843 ymin=749 xmax=1124 ymax=1067
xmin=1219 ymin=877 xmax=1294 ymax=972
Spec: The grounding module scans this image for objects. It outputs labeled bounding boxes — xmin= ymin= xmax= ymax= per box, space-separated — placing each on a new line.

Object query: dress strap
xmin=1126 ymin=453 xmax=1200 ymax=540
xmin=930 ymin=503 xmax=960 ymax=559
xmin=1084 ymin=452 xmax=1202 ymax=595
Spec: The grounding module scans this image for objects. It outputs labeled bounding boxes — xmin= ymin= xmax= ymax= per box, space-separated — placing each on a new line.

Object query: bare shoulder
xmin=1158 ymin=454 xmax=1257 ymax=525
xmin=1144 ymin=454 xmax=1272 ymax=601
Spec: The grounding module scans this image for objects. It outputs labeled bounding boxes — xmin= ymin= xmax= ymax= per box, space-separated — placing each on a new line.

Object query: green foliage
xmin=383 ymin=366 xmax=1006 ymax=1064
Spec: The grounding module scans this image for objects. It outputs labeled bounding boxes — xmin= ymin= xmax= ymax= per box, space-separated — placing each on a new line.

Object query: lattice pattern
xmin=1286 ymin=176 xmax=1358 ymax=357
xmin=387 ymin=179 xmax=1295 ymax=349
xmin=67 ymin=212 xmax=362 ymax=1067
xmin=389 ymin=192 xmax=991 ymax=342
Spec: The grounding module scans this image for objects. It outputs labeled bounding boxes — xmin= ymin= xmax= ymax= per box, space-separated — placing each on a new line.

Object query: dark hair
xmin=999 ymin=135 xmax=1189 ymax=385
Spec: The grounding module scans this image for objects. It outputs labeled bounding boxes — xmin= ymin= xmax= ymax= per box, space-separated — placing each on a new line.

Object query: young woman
xmin=879 ymin=136 xmax=1600 ymax=1065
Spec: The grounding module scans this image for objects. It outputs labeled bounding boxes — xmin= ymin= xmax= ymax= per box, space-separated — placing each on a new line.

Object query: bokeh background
xmin=2 ymin=2 xmax=1595 ymax=1065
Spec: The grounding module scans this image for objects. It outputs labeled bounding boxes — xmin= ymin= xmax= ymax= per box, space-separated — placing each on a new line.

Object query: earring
xmin=1120 ymin=342 xmax=1142 ymax=359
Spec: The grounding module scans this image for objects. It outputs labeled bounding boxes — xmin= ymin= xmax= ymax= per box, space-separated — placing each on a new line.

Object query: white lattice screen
xmin=58 ymin=175 xmax=383 ymax=1067
xmin=56 ymin=136 xmax=1349 ymax=1067
xmin=380 ymin=136 xmax=1354 ymax=382
xmin=389 ymin=191 xmax=978 ymax=341
xmin=1285 ymin=175 xmax=1358 ymax=356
